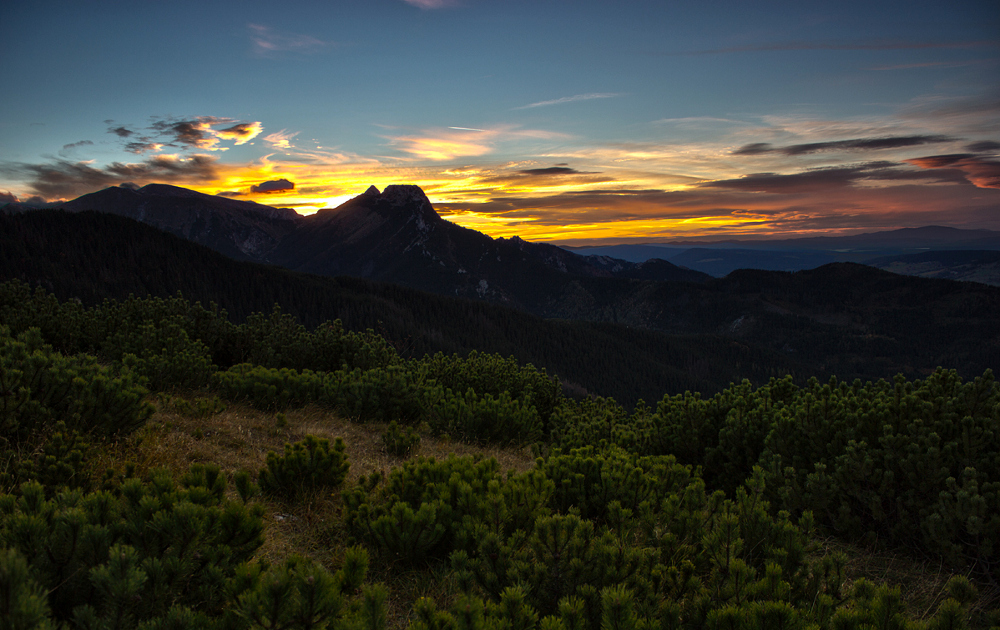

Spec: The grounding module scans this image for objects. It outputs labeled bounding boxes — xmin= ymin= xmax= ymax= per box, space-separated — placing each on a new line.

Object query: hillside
xmin=0 ymin=209 xmax=801 ymax=405
xmin=3 ymin=209 xmax=998 ymax=396
xmin=2 ymin=276 xmax=998 ymax=629
xmin=867 ymin=250 xmax=1000 ymax=286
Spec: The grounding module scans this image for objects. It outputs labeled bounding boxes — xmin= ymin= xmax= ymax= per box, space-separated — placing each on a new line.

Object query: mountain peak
xmin=362 ymin=185 xmax=380 ymax=197
xmin=380 ymin=184 xmax=431 ymax=208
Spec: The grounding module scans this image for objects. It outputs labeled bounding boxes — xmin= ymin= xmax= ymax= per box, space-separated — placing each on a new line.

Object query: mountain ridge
xmin=2 ymin=207 xmax=997 ymax=395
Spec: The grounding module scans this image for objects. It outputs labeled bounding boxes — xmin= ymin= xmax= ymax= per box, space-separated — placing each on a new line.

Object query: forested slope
xmin=0 ymin=210 xmax=803 ymax=404
xmin=1 ymin=284 xmax=997 ymax=628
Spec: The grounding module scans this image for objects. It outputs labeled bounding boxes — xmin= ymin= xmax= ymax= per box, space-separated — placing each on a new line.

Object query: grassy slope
xmin=104 ymin=393 xmax=998 ymax=628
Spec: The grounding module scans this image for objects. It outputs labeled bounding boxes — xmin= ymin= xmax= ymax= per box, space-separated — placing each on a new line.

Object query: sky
xmin=1 ymin=0 xmax=998 ymax=245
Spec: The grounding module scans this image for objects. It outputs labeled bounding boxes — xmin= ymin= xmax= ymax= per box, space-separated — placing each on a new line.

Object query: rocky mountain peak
xmin=380 ymin=184 xmax=431 ymax=208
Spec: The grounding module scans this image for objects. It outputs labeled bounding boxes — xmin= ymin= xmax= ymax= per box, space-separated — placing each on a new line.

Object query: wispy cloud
xmin=264 ymin=130 xmax=301 ymax=150
xmin=514 ymin=93 xmax=624 ymax=110
xmin=248 ymin=24 xmax=333 ymax=56
xmin=869 ymin=60 xmax=985 ymax=71
xmin=383 ymin=126 xmax=568 ymax=161
xmin=62 ymin=140 xmax=93 ymax=151
xmin=669 ymin=39 xmax=1000 ymax=55
xmin=401 ymin=0 xmax=460 ymax=9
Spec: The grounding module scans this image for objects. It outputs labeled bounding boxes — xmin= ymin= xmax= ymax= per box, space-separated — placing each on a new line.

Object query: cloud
xmin=250 ymin=178 xmax=295 ymax=193
xmin=906 ymin=154 xmax=1000 ymax=189
xmin=898 ymin=94 xmax=1000 ymax=135
xmin=401 ymin=0 xmax=460 ymax=8
xmin=265 ymin=130 xmax=301 ymax=150
xmin=110 ymin=116 xmax=264 ymax=153
xmin=0 ymin=191 xmax=18 ymax=204
xmin=62 ymin=140 xmax=93 ymax=151
xmin=518 ymin=167 xmax=584 ymax=176
xmin=215 ymin=122 xmax=263 ymax=145
xmin=4 ymin=154 xmax=220 ymax=200
xmin=150 ymin=119 xmax=218 ymax=149
xmin=703 ymin=161 xmax=968 ymax=194
xmin=671 ymin=39 xmax=999 ymax=56
xmin=124 ymin=141 xmax=164 ymax=154
xmin=967 ymin=140 xmax=1000 ymax=153
xmin=248 ymin=24 xmax=332 ymax=56
xmin=514 ymin=93 xmax=624 ymax=110
xmin=384 ymin=126 xmax=567 ymax=161
xmin=732 ymin=135 xmax=954 ymax=156
xmin=869 ymin=61 xmax=982 ymax=71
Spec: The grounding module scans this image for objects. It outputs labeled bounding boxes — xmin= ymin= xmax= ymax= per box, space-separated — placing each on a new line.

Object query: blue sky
xmin=1 ymin=0 xmax=998 ymax=243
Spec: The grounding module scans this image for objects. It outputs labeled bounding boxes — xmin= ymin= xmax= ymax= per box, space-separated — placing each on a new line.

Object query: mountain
xmin=867 ymin=250 xmax=1000 ymax=286
xmin=0 ymin=209 xmax=802 ymax=404
xmin=269 ymin=184 xmax=711 ymax=305
xmin=654 ymin=226 xmax=1000 ymax=252
xmin=57 ymin=183 xmax=711 ymax=310
xmin=570 ymin=226 xmax=1000 ymax=277
xmin=61 ymin=183 xmax=301 ymax=262
xmin=4 ymin=209 xmax=998 ymax=393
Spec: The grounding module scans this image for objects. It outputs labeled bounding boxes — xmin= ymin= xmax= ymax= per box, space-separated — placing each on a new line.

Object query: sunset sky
xmin=1 ymin=0 xmax=998 ymax=244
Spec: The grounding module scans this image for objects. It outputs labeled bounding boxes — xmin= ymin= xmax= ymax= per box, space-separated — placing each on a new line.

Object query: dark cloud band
xmin=733 ymin=135 xmax=954 ymax=156
xmin=250 ymin=178 xmax=295 ymax=193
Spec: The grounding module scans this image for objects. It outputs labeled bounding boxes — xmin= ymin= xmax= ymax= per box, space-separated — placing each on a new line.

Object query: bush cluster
xmin=554 ymin=371 xmax=1000 ymax=580
xmin=2 ymin=280 xmax=997 ymax=628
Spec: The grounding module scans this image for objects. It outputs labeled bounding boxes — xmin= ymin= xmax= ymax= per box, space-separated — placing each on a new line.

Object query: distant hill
xmin=3 ymin=209 xmax=998 ymax=396
xmin=867 ymin=250 xmax=1000 ymax=286
xmin=0 ymin=209 xmax=800 ymax=404
xmin=569 ymin=226 xmax=1000 ymax=277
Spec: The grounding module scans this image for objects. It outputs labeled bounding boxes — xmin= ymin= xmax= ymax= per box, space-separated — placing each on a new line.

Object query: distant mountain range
xmin=568 ymin=226 xmax=1000 ymax=283
xmin=3 ymin=185 xmax=999 ymax=394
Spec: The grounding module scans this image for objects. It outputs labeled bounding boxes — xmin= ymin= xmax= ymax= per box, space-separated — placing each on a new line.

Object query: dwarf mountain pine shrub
xmin=258 ymin=435 xmax=350 ymax=500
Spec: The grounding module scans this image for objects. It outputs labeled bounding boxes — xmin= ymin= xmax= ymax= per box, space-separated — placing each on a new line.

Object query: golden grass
xmin=92 ymin=397 xmax=537 ymax=628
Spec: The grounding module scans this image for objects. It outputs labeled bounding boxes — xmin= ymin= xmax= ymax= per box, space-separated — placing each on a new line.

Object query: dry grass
xmin=91 ymin=396 xmax=534 ymax=598
xmin=815 ymin=536 xmax=1000 ymax=625
xmin=88 ymin=394 xmax=999 ymax=629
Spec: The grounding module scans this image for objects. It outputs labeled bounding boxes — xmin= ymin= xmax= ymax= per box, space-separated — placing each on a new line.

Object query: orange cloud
xmin=905 ymin=154 xmax=1000 ymax=188
xmin=383 ymin=126 xmax=569 ymax=161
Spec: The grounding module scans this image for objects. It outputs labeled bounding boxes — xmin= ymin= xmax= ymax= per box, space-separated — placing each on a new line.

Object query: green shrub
xmin=258 ymin=435 xmax=350 ymax=499
xmin=420 ymin=351 xmax=562 ymax=425
xmin=344 ymin=455 xmax=502 ymax=566
xmin=0 ymin=326 xmax=153 ymax=442
xmin=429 ymin=388 xmax=542 ymax=445
xmin=383 ymin=421 xmax=421 ymax=457
xmin=0 ymin=464 xmax=264 ymax=627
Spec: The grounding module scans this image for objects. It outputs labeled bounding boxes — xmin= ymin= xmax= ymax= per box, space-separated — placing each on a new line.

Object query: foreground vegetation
xmin=1 ymin=281 xmax=998 ymax=629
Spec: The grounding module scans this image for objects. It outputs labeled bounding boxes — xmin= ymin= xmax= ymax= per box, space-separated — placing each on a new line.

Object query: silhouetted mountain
xmin=3 ymin=210 xmax=997 ymax=394
xmin=654 ymin=226 xmax=1000 ymax=252
xmin=867 ymin=250 xmax=1000 ymax=286
xmin=55 ymin=184 xmax=710 ymax=306
xmin=61 ymin=183 xmax=300 ymax=262
xmin=666 ymin=248 xmax=848 ymax=276
xmin=268 ymin=184 xmax=710 ymax=306
xmin=0 ymin=209 xmax=801 ymax=404
xmin=569 ymin=227 xmax=1000 ymax=277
